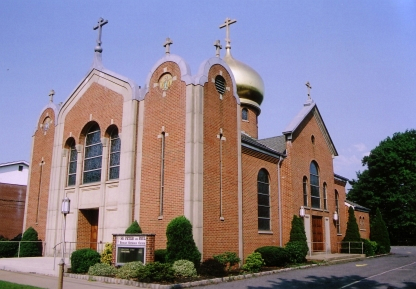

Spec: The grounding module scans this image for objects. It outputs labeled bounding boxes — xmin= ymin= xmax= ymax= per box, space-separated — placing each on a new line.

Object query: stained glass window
xmin=258 ymin=169 xmax=270 ymax=231
xmin=67 ymin=138 xmax=77 ymax=186
xmin=310 ymin=161 xmax=320 ymax=209
xmin=83 ymin=124 xmax=102 ymax=184
xmin=109 ymin=128 xmax=120 ymax=180
xmin=303 ymin=176 xmax=308 ymax=206
xmin=242 ymin=108 xmax=248 ymax=121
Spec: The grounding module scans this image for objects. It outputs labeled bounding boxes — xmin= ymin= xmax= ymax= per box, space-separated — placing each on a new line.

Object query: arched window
xmin=335 ymin=190 xmax=341 ymax=234
xmin=323 ymin=182 xmax=328 ymax=210
xmin=83 ymin=123 xmax=102 ymax=184
xmin=66 ymin=138 xmax=77 ymax=186
xmin=242 ymin=108 xmax=248 ymax=121
xmin=258 ymin=169 xmax=270 ymax=231
xmin=303 ymin=176 xmax=308 ymax=206
xmin=108 ymin=127 xmax=120 ymax=180
xmin=310 ymin=161 xmax=320 ymax=208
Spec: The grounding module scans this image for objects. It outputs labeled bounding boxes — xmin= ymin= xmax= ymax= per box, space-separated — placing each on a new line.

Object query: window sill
xmin=79 ymin=182 xmax=101 ymax=189
xmin=258 ymin=230 xmax=273 ymax=235
xmin=106 ymin=179 xmax=119 ymax=185
xmin=337 ymin=234 xmax=343 ymax=236
xmin=359 ymin=229 xmax=366 ymax=231
xmin=242 ymin=120 xmax=249 ymax=123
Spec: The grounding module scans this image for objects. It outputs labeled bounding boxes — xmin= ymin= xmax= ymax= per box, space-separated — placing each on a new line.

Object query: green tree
xmin=342 ymin=207 xmax=361 ymax=253
xmin=165 ymin=216 xmax=201 ymax=267
xmin=371 ymin=208 xmax=391 ymax=254
xmin=286 ymin=215 xmax=308 ymax=263
xmin=348 ymin=130 xmax=416 ymax=245
xmin=125 ymin=220 xmax=142 ymax=234
xmin=19 ymin=227 xmax=41 ymax=257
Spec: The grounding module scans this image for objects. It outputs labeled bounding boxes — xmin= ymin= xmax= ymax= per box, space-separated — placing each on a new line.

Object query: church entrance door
xmin=77 ymin=209 xmax=99 ymax=250
xmin=312 ymin=216 xmax=324 ymax=252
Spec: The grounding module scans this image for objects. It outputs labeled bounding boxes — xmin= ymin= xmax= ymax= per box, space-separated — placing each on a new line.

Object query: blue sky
xmin=0 ymin=1 xmax=415 ymax=184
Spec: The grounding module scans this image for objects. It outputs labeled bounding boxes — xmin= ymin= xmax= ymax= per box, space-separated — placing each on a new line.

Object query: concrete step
xmin=306 ymin=253 xmax=365 ymax=264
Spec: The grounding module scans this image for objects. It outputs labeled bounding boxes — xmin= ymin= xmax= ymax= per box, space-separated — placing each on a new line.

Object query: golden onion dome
xmin=223 ymin=48 xmax=264 ymax=114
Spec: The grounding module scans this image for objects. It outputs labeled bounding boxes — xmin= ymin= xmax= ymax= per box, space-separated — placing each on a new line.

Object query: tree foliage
xmin=20 ymin=227 xmax=41 ymax=257
xmin=286 ymin=215 xmax=308 ymax=263
xmin=348 ymin=130 xmax=416 ymax=245
xmin=371 ymin=208 xmax=391 ymax=254
xmin=343 ymin=207 xmax=361 ymax=242
xmin=125 ymin=220 xmax=142 ymax=234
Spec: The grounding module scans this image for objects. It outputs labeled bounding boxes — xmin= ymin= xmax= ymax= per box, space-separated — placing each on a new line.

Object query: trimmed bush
xmin=100 ymin=243 xmax=112 ymax=265
xmin=0 ymin=234 xmax=20 ymax=258
xmin=19 ymin=227 xmax=41 ymax=257
xmin=172 ymin=259 xmax=197 ymax=277
xmin=286 ymin=215 xmax=308 ymax=263
xmin=213 ymin=252 xmax=240 ymax=272
xmin=342 ymin=207 xmax=362 ymax=253
xmin=361 ymin=239 xmax=376 ymax=257
xmin=242 ymin=252 xmax=264 ymax=273
xmin=125 ymin=220 xmax=142 ymax=234
xmin=88 ymin=263 xmax=117 ymax=276
xmin=137 ymin=262 xmax=175 ymax=283
xmin=70 ymin=248 xmax=101 ymax=274
xmin=371 ymin=208 xmax=391 ymax=254
xmin=255 ymin=246 xmax=288 ymax=267
xmin=286 ymin=241 xmax=308 ymax=264
xmin=154 ymin=249 xmax=167 ymax=263
xmin=198 ymin=258 xmax=226 ymax=277
xmin=115 ymin=261 xmax=143 ymax=279
xmin=166 ymin=216 xmax=201 ymax=267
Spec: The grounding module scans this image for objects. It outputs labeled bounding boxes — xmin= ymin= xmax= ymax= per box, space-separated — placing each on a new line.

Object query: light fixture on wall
xmin=299 ymin=206 xmax=305 ymax=217
xmin=333 ymin=211 xmax=339 ymax=221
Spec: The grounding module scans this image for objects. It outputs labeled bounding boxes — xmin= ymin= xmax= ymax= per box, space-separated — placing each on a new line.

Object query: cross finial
xmin=163 ymin=38 xmax=173 ymax=54
xmin=49 ymin=89 xmax=55 ymax=103
xmin=305 ymin=81 xmax=312 ymax=100
xmin=214 ymin=40 xmax=222 ymax=57
xmin=219 ymin=18 xmax=237 ymax=50
xmin=93 ymin=17 xmax=108 ymax=53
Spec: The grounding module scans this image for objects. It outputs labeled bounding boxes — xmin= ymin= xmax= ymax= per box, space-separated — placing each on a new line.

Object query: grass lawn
xmin=0 ymin=280 xmax=44 ymax=289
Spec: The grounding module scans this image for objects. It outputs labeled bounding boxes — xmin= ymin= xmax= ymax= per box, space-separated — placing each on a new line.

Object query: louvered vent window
xmin=215 ymin=75 xmax=226 ymax=94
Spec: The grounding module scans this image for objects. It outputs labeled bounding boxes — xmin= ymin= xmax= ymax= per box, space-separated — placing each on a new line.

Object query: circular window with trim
xmin=215 ymin=75 xmax=226 ymax=94
xmin=158 ymin=73 xmax=173 ymax=91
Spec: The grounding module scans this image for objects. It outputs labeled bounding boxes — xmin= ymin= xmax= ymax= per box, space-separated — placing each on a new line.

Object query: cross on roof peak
xmin=49 ymin=89 xmax=55 ymax=103
xmin=219 ymin=18 xmax=237 ymax=49
xmin=305 ymin=81 xmax=312 ymax=100
xmin=93 ymin=17 xmax=108 ymax=53
xmin=164 ymin=38 xmax=173 ymax=54
xmin=214 ymin=40 xmax=222 ymax=57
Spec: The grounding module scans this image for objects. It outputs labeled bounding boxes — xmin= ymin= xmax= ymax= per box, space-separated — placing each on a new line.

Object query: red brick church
xmin=23 ymin=18 xmax=369 ymax=260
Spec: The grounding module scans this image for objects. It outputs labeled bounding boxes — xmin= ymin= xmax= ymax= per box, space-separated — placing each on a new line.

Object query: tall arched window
xmin=242 ymin=108 xmax=248 ymax=121
xmin=83 ymin=123 xmax=102 ymax=184
xmin=323 ymin=182 xmax=328 ymax=210
xmin=108 ymin=127 xmax=120 ymax=180
xmin=258 ymin=169 xmax=270 ymax=231
xmin=66 ymin=138 xmax=77 ymax=186
xmin=310 ymin=161 xmax=320 ymax=208
xmin=335 ymin=190 xmax=341 ymax=234
xmin=303 ymin=176 xmax=308 ymax=206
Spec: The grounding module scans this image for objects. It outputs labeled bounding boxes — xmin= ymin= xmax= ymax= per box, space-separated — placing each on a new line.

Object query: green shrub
xmin=371 ymin=208 xmax=391 ymax=254
xmin=70 ymin=248 xmax=101 ymax=273
xmin=286 ymin=241 xmax=308 ymax=264
xmin=154 ymin=249 xmax=167 ymax=263
xmin=125 ymin=220 xmax=142 ymax=234
xmin=166 ymin=216 xmax=201 ymax=267
xmin=341 ymin=207 xmax=361 ymax=253
xmin=172 ymin=259 xmax=197 ymax=277
xmin=115 ymin=261 xmax=143 ymax=279
xmin=255 ymin=246 xmax=288 ymax=267
xmin=100 ymin=243 xmax=113 ymax=265
xmin=19 ymin=227 xmax=41 ymax=257
xmin=137 ymin=262 xmax=175 ymax=283
xmin=361 ymin=239 xmax=375 ymax=257
xmin=88 ymin=263 xmax=117 ymax=276
xmin=242 ymin=252 xmax=264 ymax=273
xmin=289 ymin=215 xmax=308 ymax=243
xmin=198 ymin=258 xmax=226 ymax=277
xmin=213 ymin=252 xmax=240 ymax=272
xmin=0 ymin=234 xmax=20 ymax=258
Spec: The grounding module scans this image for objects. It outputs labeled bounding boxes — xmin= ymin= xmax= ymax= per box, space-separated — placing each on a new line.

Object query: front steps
xmin=306 ymin=252 xmax=365 ymax=264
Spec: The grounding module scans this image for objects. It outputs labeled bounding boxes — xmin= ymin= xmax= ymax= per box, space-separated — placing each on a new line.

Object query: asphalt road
xmin=197 ymin=246 xmax=416 ymax=289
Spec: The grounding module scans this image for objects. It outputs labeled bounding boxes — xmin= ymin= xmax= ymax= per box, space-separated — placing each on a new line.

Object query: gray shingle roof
xmin=241 ymin=133 xmax=283 ymax=158
xmin=257 ymin=135 xmax=286 ymax=154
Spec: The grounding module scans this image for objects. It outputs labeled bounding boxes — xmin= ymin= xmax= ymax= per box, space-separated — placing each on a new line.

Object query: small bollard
xmin=58 ymin=258 xmax=65 ymax=289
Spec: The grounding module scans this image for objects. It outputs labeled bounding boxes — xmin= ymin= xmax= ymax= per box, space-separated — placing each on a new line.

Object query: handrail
xmin=0 ymin=240 xmax=45 ymax=258
xmin=337 ymin=241 xmax=364 ymax=254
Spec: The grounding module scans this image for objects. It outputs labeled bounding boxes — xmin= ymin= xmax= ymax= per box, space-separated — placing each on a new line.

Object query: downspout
xmin=277 ymin=156 xmax=284 ymax=247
